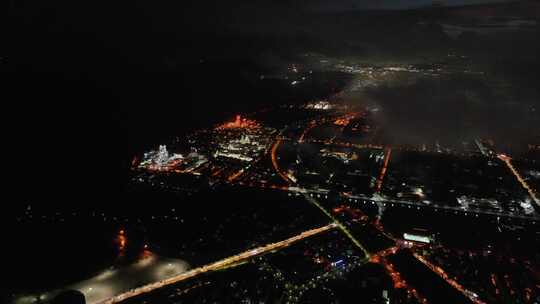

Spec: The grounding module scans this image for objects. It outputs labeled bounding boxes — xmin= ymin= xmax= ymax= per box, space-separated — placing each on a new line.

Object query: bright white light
xmin=403 ymin=233 xmax=431 ymax=243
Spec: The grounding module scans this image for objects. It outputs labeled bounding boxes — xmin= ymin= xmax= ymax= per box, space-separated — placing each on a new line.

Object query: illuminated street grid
xmin=120 ymin=74 xmax=540 ymax=303
xmin=133 ymin=99 xmax=539 ymax=220
xmin=419 ymin=244 xmax=540 ymax=303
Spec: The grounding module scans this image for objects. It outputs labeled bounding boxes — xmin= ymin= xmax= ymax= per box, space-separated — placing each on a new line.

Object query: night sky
xmin=304 ymin=0 xmax=512 ymax=10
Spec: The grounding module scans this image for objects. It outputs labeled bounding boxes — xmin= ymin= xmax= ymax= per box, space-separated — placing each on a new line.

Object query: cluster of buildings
xmin=138 ymin=145 xmax=208 ymax=173
xmin=320 ymin=148 xmax=358 ymax=164
xmin=215 ymin=115 xmax=260 ymax=131
xmin=214 ymin=134 xmax=267 ymax=163
xmin=134 ymin=115 xmax=276 ymax=187
xmin=303 ymin=100 xmax=334 ymax=110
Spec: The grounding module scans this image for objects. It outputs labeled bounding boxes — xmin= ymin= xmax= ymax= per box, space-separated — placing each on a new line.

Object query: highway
xmin=498 ymin=154 xmax=540 ymax=208
xmin=298 ymin=120 xmax=317 ymax=143
xmin=375 ymin=147 xmax=392 ymax=193
xmin=298 ymin=138 xmax=383 ymax=150
xmin=270 ymin=137 xmax=293 ymax=183
xmin=236 ymin=184 xmax=539 ymax=220
xmin=304 ymin=194 xmax=370 ymax=257
xmin=96 ymin=223 xmax=336 ymax=304
xmin=344 ymin=192 xmax=540 ymax=220
xmin=373 ymin=249 xmax=429 ymax=304
xmin=413 ymin=253 xmax=486 ymax=304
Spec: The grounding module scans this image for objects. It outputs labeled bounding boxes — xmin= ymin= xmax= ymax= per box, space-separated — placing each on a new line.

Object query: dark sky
xmin=191 ymin=0 xmax=512 ymax=9
xmin=302 ymin=0 xmax=512 ymax=10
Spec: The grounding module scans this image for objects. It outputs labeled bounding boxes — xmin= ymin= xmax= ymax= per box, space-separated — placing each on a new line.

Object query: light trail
xmin=375 ymin=147 xmax=392 ymax=193
xmin=379 ymin=255 xmax=429 ymax=303
xmin=228 ymin=153 xmax=267 ymax=183
xmin=304 ymin=194 xmax=370 ymax=257
xmin=365 ymin=246 xmax=428 ymax=303
xmin=413 ymin=253 xmax=486 ymax=304
xmin=298 ymin=113 xmax=359 ymax=144
xmin=211 ymin=167 xmax=225 ymax=177
xmin=298 ymin=120 xmax=317 ymax=143
xmin=227 ymin=169 xmax=245 ymax=182
xmin=498 ymin=154 xmax=540 ymax=207
xmin=270 ymin=137 xmax=292 ymax=183
xmin=96 ymin=224 xmax=336 ymax=304
xmin=344 ymin=192 xmax=540 ymax=220
xmin=369 ymin=246 xmax=398 ymax=261
xmin=297 ymin=138 xmax=383 ymax=150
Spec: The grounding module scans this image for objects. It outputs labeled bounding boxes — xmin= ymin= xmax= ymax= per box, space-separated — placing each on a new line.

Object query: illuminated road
xmin=413 ymin=253 xmax=486 ymax=304
xmin=498 ymin=154 xmax=540 ymax=208
xmin=228 ymin=144 xmax=270 ymax=183
xmin=96 ymin=224 xmax=336 ymax=304
xmin=297 ymin=113 xmax=364 ymax=145
xmin=304 ymin=194 xmax=370 ymax=257
xmin=292 ymin=137 xmax=383 ymax=150
xmin=375 ymin=147 xmax=392 ymax=193
xmin=270 ymin=137 xmax=292 ymax=183
xmin=227 ymin=168 xmax=245 ymax=182
xmin=298 ymin=120 xmax=316 ymax=143
xmin=372 ymin=250 xmax=428 ymax=304
xmin=369 ymin=244 xmax=484 ymax=304
xmin=344 ymin=192 xmax=540 ymax=220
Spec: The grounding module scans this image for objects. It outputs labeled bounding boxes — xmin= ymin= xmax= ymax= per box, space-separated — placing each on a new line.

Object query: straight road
xmin=96 ymin=223 xmax=337 ymax=304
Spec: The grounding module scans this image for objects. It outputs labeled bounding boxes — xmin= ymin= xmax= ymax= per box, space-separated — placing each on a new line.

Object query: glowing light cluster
xmin=304 ymin=100 xmax=333 ymax=110
xmin=116 ymin=229 xmax=127 ymax=256
xmin=215 ymin=115 xmax=260 ymax=130
xmin=333 ymin=113 xmax=357 ymax=126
